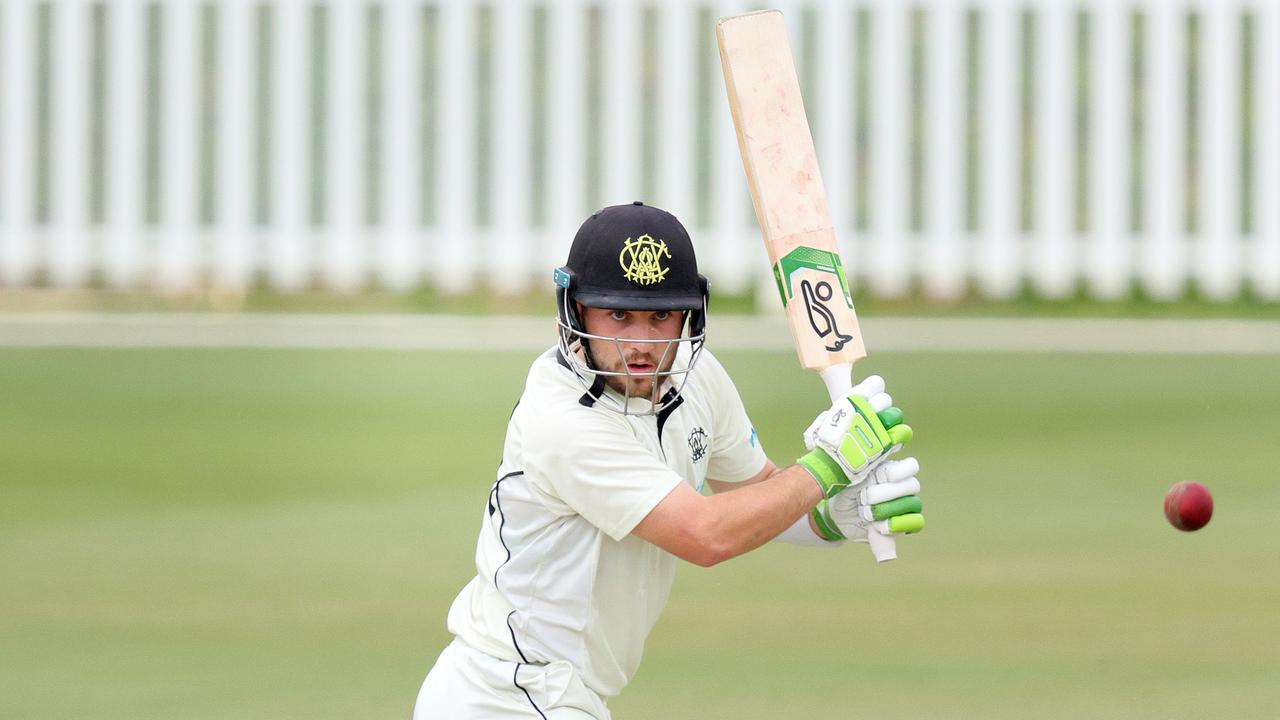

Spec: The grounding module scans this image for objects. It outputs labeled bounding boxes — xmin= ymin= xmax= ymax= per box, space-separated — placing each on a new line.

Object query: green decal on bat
xmin=772 ymin=246 xmax=858 ymax=352
xmin=771 ymin=246 xmax=854 ymax=309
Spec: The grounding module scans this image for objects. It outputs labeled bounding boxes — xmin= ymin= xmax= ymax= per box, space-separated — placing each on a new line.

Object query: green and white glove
xmin=810 ymin=457 xmax=925 ymax=542
xmin=795 ymin=375 xmax=914 ymax=499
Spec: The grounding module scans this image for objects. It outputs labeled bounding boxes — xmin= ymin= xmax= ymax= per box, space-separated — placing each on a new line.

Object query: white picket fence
xmin=1 ymin=0 xmax=1277 ymax=302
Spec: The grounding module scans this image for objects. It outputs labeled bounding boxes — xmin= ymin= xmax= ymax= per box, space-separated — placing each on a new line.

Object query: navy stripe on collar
xmin=556 ymin=349 xmax=606 ymax=407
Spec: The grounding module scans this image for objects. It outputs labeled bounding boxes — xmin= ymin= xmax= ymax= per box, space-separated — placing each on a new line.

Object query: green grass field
xmin=3 ymin=346 xmax=1279 ymax=719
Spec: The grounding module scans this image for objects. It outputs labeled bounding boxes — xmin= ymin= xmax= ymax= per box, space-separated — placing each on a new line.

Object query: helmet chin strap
xmin=557 ymin=336 xmax=702 ymax=416
xmin=555 ymin=288 xmax=707 ymax=416
xmin=572 ymin=301 xmax=604 ymax=373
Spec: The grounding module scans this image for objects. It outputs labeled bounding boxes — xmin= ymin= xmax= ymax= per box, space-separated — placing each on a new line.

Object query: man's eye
xmin=654 ymin=311 xmax=671 ymax=321
xmin=610 ymin=311 xmax=627 ymax=321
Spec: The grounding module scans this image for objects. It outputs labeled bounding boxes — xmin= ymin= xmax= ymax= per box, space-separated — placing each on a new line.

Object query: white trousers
xmin=413 ymin=639 xmax=611 ymax=720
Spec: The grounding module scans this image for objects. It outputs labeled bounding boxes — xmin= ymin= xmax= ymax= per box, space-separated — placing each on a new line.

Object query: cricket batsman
xmin=413 ymin=202 xmax=924 ymax=718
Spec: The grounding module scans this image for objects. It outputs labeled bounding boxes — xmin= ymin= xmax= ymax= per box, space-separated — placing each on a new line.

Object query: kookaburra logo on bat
xmin=800 ymin=279 xmax=854 ymax=352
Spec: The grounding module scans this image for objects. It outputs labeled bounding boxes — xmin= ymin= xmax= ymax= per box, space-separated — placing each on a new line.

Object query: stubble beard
xmin=592 ymin=343 xmax=677 ymax=402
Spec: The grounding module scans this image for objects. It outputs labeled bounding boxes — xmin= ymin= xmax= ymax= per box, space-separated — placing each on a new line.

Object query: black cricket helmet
xmin=554 ymin=202 xmax=709 ymax=415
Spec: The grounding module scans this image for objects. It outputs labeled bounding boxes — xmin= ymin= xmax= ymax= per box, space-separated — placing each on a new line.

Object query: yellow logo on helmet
xmin=619 ymin=235 xmax=671 ymax=285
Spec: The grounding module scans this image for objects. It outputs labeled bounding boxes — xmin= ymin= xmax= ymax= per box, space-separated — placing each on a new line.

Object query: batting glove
xmin=796 ymin=375 xmax=914 ymax=499
xmin=810 ymin=456 xmax=925 ymax=541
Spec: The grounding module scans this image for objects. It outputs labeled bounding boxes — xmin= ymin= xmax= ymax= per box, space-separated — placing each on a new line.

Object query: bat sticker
xmin=800 ymin=279 xmax=854 ymax=352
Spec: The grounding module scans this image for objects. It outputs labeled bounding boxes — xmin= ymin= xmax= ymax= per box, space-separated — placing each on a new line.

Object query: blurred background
xmin=2 ymin=1 xmax=1279 ymax=718
xmin=2 ymin=0 xmax=1277 ymax=307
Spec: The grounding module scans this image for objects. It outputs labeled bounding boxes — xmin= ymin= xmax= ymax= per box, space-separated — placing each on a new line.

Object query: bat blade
xmin=716 ymin=9 xmax=865 ymax=373
xmin=719 ymin=9 xmax=896 ymax=563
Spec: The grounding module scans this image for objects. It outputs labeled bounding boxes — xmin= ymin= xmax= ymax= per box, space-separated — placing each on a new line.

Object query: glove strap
xmin=810 ymin=500 xmax=846 ymax=541
xmin=797 ymin=449 xmax=849 ymax=499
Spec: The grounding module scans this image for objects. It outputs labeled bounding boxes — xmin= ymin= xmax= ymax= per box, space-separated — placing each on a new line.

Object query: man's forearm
xmin=773 ymin=511 xmax=844 ymax=547
xmin=699 ymin=464 xmax=824 ymax=562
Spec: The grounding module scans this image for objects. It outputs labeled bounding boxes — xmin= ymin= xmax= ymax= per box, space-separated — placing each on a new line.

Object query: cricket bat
xmin=716 ymin=9 xmax=896 ymax=562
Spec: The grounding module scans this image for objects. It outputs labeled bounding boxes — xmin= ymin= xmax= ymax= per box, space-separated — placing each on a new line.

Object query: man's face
xmin=578 ymin=306 xmax=686 ymax=401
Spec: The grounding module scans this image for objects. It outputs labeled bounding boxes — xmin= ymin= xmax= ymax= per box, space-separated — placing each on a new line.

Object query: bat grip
xmin=818 ymin=363 xmax=899 ymax=564
xmin=818 ymin=364 xmax=854 ymax=404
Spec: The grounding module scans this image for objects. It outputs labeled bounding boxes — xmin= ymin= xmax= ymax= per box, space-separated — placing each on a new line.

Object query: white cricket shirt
xmin=445 ymin=345 xmax=767 ymax=698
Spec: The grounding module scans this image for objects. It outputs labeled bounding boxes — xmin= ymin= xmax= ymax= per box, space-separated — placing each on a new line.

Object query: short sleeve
xmin=700 ymin=352 xmax=769 ymax=483
xmin=521 ymin=409 xmax=684 ymax=542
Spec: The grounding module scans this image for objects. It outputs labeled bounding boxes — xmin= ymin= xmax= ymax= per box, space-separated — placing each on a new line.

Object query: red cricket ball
xmin=1164 ymin=481 xmax=1214 ymax=532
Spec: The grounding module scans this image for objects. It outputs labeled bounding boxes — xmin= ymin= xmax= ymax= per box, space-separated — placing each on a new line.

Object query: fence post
xmin=1199 ymin=0 xmax=1242 ymax=300
xmin=1032 ymin=0 xmax=1074 ymax=298
xmin=1258 ymin=0 xmax=1280 ymax=299
xmin=269 ymin=0 xmax=311 ymax=290
xmin=2 ymin=2 xmax=36 ymax=286
xmin=710 ymin=0 xmax=754 ymax=296
xmin=925 ymin=0 xmax=965 ymax=300
xmin=489 ymin=0 xmax=531 ymax=293
xmin=325 ymin=0 xmax=364 ymax=291
xmin=158 ymin=0 xmax=199 ymax=290
xmin=869 ymin=0 xmax=909 ymax=297
xmin=601 ymin=0 xmax=640 ymax=209
xmin=545 ymin=0 xmax=587 ymax=272
xmin=979 ymin=0 xmax=1020 ymax=298
xmin=657 ymin=0 xmax=696 ymax=227
xmin=215 ymin=0 xmax=254 ymax=293
xmin=1088 ymin=0 xmax=1131 ymax=300
xmin=51 ymin=0 xmax=92 ymax=286
xmin=817 ymin=0 xmax=857 ymax=293
xmin=106 ymin=0 xmax=144 ymax=288
xmin=380 ymin=0 xmax=422 ymax=291
xmin=1144 ymin=0 xmax=1187 ymax=299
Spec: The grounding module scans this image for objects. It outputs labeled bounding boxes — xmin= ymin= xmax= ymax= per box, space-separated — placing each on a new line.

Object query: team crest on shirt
xmin=688 ymin=426 xmax=708 ymax=463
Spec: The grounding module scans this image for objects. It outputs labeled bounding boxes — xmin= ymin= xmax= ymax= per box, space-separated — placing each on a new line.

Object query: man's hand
xmin=811 ymin=457 xmax=925 ymax=541
xmin=795 ymin=375 xmax=913 ymax=499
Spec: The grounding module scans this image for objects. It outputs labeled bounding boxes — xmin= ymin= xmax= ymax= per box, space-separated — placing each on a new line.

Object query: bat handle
xmin=818 ymin=363 xmax=899 ymax=564
xmin=818 ymin=364 xmax=855 ymax=403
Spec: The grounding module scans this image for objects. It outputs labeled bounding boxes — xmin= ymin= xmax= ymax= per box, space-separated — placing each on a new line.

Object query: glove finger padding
xmin=875 ymin=405 xmax=903 ymax=428
xmin=867 ymin=392 xmax=892 ymax=413
xmin=886 ymin=423 xmax=913 ymax=448
xmin=861 ymin=477 xmax=921 ymax=505
xmin=873 ymin=513 xmax=925 ymax=535
xmin=870 ymin=456 xmax=920 ymax=485
xmin=835 ymin=477 xmax=920 ymax=522
xmin=869 ymin=495 xmax=922 ymax=520
xmin=872 ymin=406 xmax=912 ymax=449
xmin=814 ymin=456 xmax=926 ymax=541
xmin=859 ymin=458 xmax=923 ymax=531
xmin=851 ymin=374 xmax=886 ymax=399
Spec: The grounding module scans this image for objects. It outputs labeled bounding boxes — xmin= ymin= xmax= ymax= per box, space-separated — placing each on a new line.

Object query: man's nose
xmin=617 ymin=337 xmax=653 ymax=356
xmin=623 ymin=322 xmax=666 ymax=343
